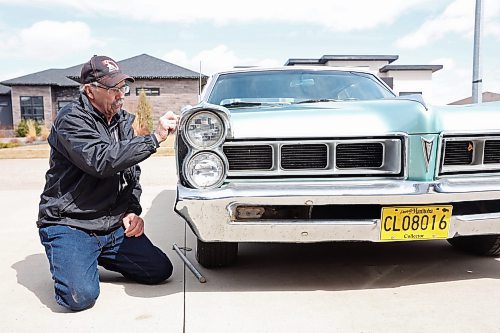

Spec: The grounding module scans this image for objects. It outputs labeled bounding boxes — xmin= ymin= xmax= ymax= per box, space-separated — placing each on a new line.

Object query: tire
xmin=195 ymin=238 xmax=238 ymax=268
xmin=448 ymin=234 xmax=500 ymax=256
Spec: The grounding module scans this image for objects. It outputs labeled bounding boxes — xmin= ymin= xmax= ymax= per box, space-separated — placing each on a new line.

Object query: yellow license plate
xmin=380 ymin=205 xmax=452 ymax=241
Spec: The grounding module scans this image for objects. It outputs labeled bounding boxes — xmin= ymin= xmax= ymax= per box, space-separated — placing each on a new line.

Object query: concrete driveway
xmin=2 ymin=157 xmax=500 ymax=332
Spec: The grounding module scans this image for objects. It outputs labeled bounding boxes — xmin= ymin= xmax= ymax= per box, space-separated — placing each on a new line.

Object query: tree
xmin=134 ymin=89 xmax=154 ymax=135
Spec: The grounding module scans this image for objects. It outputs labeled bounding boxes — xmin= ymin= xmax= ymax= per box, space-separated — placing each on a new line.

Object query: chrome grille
xmin=281 ymin=144 xmax=328 ymax=170
xmin=440 ymin=135 xmax=500 ymax=175
xmin=223 ymin=145 xmax=272 ymax=170
xmin=336 ymin=143 xmax=383 ymax=168
xmin=484 ymin=140 xmax=500 ymax=164
xmin=223 ymin=137 xmax=403 ymax=177
xmin=443 ymin=141 xmax=473 ymax=165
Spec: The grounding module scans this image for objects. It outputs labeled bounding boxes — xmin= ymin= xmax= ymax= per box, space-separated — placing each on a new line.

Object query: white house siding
xmin=323 ymin=60 xmax=390 ymax=74
xmin=382 ymin=70 xmax=434 ymax=103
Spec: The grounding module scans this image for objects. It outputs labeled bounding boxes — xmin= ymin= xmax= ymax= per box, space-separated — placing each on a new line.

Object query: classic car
xmin=174 ymin=66 xmax=500 ymax=268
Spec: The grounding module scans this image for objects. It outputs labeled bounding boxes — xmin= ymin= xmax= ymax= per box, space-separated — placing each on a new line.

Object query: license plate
xmin=380 ymin=205 xmax=453 ymax=241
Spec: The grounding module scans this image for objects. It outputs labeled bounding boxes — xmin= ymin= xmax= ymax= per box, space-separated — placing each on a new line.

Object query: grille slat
xmin=443 ymin=141 xmax=473 ymax=165
xmin=281 ymin=144 xmax=328 ymax=170
xmin=336 ymin=143 xmax=383 ymax=168
xmin=485 ymin=140 xmax=500 ymax=164
xmin=223 ymin=145 xmax=272 ymax=170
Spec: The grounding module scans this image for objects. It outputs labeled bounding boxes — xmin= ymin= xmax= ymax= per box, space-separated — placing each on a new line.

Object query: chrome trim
xmin=175 ymin=178 xmax=500 ymax=242
xmin=223 ymin=137 xmax=403 ymax=177
xmin=180 ymin=103 xmax=232 ymax=142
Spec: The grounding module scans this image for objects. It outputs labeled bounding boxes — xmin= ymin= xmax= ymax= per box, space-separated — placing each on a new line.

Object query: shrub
xmin=16 ymin=120 xmax=29 ymax=137
xmin=26 ymin=119 xmax=38 ymax=141
xmin=0 ymin=142 xmax=19 ymax=149
xmin=134 ymin=89 xmax=154 ymax=135
xmin=39 ymin=124 xmax=50 ymax=141
xmin=16 ymin=119 xmax=42 ymax=137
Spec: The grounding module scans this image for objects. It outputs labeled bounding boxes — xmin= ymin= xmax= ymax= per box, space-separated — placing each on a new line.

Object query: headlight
xmin=185 ymin=152 xmax=226 ymax=189
xmin=185 ymin=111 xmax=225 ymax=149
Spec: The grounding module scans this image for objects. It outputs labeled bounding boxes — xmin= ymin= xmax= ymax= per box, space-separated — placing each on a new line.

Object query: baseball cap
xmin=80 ymin=55 xmax=134 ymax=87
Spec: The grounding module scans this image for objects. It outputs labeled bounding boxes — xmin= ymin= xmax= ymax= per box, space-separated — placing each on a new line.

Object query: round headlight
xmin=185 ymin=111 xmax=225 ymax=149
xmin=185 ymin=152 xmax=226 ymax=189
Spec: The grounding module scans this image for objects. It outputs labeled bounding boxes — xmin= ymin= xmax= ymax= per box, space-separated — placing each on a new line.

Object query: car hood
xmin=225 ymin=100 xmax=500 ymax=139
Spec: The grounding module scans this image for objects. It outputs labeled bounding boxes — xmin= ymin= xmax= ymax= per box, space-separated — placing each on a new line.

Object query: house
xmin=285 ymin=55 xmax=443 ymax=103
xmin=449 ymin=91 xmax=500 ymax=105
xmin=1 ymin=54 xmax=207 ymax=132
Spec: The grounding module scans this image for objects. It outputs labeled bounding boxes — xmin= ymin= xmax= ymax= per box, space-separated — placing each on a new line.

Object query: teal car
xmin=175 ymin=67 xmax=500 ymax=268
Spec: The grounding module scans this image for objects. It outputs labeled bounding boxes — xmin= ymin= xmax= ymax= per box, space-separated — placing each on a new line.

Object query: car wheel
xmin=195 ymin=238 xmax=238 ymax=268
xmin=448 ymin=234 xmax=500 ymax=256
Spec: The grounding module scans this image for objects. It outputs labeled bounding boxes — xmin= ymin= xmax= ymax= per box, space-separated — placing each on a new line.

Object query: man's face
xmin=86 ymin=80 xmax=127 ymax=120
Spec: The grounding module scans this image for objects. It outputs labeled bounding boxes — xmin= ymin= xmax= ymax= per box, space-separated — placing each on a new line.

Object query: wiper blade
xmin=293 ymin=99 xmax=341 ymax=104
xmin=220 ymin=101 xmax=263 ymax=108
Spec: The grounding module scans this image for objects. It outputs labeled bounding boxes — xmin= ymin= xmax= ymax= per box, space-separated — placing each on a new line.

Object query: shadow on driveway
xmin=11 ymin=189 xmax=183 ymax=312
xmin=185 ymin=238 xmax=500 ymax=292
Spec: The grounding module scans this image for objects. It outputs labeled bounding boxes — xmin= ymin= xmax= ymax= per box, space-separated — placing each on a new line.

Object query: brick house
xmin=1 ymin=54 xmax=207 ymax=131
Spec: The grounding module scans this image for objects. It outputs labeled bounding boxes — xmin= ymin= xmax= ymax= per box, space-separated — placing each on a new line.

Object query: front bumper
xmin=174 ymin=177 xmax=500 ymax=242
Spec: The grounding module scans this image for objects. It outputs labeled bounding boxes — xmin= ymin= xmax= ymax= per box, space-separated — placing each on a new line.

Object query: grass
xmin=0 ymin=135 xmax=176 ymax=159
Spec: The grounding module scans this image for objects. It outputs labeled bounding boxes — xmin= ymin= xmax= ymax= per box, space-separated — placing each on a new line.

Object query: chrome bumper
xmin=174 ymin=177 xmax=500 ymax=242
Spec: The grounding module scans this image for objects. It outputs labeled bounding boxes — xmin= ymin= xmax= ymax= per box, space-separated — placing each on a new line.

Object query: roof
xmin=0 ymin=84 xmax=11 ymax=94
xmin=1 ymin=54 xmax=206 ymax=87
xmin=1 ymin=68 xmax=80 ymax=86
xmin=380 ymin=64 xmax=443 ymax=73
xmin=285 ymin=55 xmax=399 ymax=66
xmin=68 ymin=54 xmax=205 ymax=81
xmin=449 ymin=91 xmax=500 ymax=105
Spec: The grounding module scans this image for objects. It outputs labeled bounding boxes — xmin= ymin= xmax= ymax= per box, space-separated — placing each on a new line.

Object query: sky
xmin=0 ymin=0 xmax=499 ymax=105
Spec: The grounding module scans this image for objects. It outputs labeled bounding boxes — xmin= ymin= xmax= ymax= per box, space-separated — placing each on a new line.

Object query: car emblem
xmin=421 ymin=137 xmax=434 ymax=172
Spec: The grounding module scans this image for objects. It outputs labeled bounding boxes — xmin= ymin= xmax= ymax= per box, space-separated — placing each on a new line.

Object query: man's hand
xmin=122 ymin=213 xmax=145 ymax=237
xmin=154 ymin=111 xmax=179 ymax=143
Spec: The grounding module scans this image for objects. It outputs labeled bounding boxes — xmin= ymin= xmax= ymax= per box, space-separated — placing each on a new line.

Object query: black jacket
xmin=37 ymin=93 xmax=159 ymax=232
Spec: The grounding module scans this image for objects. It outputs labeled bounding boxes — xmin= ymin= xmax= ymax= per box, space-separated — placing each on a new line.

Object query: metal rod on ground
xmin=173 ymin=243 xmax=207 ymax=283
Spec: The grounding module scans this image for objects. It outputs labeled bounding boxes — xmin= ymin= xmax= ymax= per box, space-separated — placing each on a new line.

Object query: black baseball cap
xmin=80 ymin=55 xmax=134 ymax=87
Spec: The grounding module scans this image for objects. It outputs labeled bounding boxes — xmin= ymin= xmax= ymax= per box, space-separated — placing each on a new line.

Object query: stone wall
xmin=10 ymin=86 xmax=52 ymax=126
xmin=123 ymin=78 xmax=202 ymax=122
xmin=52 ymin=86 xmax=79 ymax=120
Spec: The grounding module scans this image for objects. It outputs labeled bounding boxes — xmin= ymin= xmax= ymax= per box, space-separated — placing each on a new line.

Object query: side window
xmin=136 ymin=88 xmax=160 ymax=96
xmin=20 ymin=96 xmax=44 ymax=121
xmin=58 ymin=100 xmax=72 ymax=111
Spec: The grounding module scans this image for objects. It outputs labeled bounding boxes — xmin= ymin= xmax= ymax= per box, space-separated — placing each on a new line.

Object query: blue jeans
xmin=39 ymin=225 xmax=173 ymax=311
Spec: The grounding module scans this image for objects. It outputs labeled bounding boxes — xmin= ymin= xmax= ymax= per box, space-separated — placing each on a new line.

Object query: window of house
xmin=136 ymin=87 xmax=160 ymax=96
xmin=58 ymin=100 xmax=72 ymax=111
xmin=20 ymin=96 xmax=44 ymax=121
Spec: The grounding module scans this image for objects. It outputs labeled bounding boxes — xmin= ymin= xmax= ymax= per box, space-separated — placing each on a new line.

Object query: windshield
xmin=207 ymin=70 xmax=395 ymax=106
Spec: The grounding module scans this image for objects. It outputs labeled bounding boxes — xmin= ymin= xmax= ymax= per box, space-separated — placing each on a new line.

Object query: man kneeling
xmin=37 ymin=55 xmax=179 ymax=311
